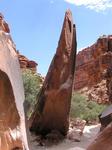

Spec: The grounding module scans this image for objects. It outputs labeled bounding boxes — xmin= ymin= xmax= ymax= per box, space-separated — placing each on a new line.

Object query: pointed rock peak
xmin=30 ymin=10 xmax=77 ymax=136
xmin=65 ymin=9 xmax=73 ymax=20
xmin=57 ymin=9 xmax=75 ymax=56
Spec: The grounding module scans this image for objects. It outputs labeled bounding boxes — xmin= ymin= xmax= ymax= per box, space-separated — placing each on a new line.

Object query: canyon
xmin=0 ymin=9 xmax=112 ymax=150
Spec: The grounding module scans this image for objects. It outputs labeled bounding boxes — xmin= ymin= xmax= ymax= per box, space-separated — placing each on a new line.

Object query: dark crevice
xmin=68 ymin=19 xmax=71 ymax=33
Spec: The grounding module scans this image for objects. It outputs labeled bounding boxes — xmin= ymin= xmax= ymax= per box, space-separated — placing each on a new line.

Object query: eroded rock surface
xmin=0 ymin=14 xmax=29 ymax=150
xmin=0 ymin=13 xmax=10 ymax=33
xmin=30 ymin=10 xmax=77 ymax=136
xmin=18 ymin=52 xmax=38 ymax=72
xmin=74 ymin=35 xmax=112 ymax=103
xmin=67 ymin=118 xmax=86 ymax=142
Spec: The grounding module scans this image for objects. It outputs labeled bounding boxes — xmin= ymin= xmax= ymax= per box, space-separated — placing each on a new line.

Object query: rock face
xmin=74 ymin=35 xmax=112 ymax=103
xmin=0 ymin=13 xmax=10 ymax=33
xmin=18 ymin=52 xmax=38 ymax=72
xmin=30 ymin=10 xmax=77 ymax=136
xmin=0 ymin=14 xmax=29 ymax=150
xmin=67 ymin=118 xmax=86 ymax=142
xmin=87 ymin=123 xmax=112 ymax=150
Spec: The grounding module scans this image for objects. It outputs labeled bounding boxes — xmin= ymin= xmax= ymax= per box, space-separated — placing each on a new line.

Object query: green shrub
xmin=70 ymin=92 xmax=106 ymax=122
xmin=22 ymin=69 xmax=43 ymax=117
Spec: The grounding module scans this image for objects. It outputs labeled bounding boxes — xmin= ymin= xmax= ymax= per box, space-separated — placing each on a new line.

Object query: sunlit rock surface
xmin=30 ymin=10 xmax=77 ymax=136
xmin=87 ymin=123 xmax=112 ymax=150
xmin=74 ymin=35 xmax=112 ymax=104
xmin=18 ymin=52 xmax=38 ymax=72
xmin=0 ymin=14 xmax=29 ymax=150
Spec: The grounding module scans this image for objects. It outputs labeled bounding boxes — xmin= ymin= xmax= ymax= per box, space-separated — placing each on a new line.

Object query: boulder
xmin=30 ymin=10 xmax=77 ymax=136
xmin=0 ymin=16 xmax=29 ymax=149
xmin=67 ymin=118 xmax=86 ymax=142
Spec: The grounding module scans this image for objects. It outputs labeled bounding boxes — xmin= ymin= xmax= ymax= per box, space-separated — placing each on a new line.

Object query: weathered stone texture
xmin=18 ymin=52 xmax=38 ymax=72
xmin=0 ymin=15 xmax=29 ymax=150
xmin=30 ymin=10 xmax=77 ymax=136
xmin=0 ymin=13 xmax=10 ymax=33
xmin=74 ymin=35 xmax=112 ymax=103
xmin=87 ymin=123 xmax=112 ymax=150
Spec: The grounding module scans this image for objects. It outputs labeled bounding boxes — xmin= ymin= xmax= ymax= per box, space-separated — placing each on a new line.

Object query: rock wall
xmin=18 ymin=52 xmax=38 ymax=72
xmin=30 ymin=10 xmax=77 ymax=136
xmin=0 ymin=14 xmax=29 ymax=149
xmin=74 ymin=35 xmax=112 ymax=103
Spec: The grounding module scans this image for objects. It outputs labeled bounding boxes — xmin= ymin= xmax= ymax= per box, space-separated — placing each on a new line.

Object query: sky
xmin=0 ymin=0 xmax=112 ymax=75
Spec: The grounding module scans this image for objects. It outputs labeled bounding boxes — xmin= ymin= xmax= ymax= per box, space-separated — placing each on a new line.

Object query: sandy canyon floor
xmin=29 ymin=124 xmax=100 ymax=150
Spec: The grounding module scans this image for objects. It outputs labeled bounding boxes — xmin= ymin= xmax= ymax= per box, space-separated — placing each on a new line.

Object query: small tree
xmin=22 ymin=69 xmax=43 ymax=117
xmin=70 ymin=92 xmax=106 ymax=123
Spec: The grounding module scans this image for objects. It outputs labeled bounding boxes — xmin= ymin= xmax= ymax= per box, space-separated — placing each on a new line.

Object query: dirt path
xmin=29 ymin=124 xmax=100 ymax=150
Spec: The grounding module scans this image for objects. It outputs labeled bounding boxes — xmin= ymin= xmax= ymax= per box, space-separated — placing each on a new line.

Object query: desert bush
xmin=22 ymin=69 xmax=43 ymax=117
xmin=70 ymin=92 xmax=106 ymax=123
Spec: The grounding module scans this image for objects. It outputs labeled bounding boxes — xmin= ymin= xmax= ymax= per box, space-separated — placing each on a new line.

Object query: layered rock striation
xmin=74 ymin=35 xmax=112 ymax=103
xmin=18 ymin=52 xmax=38 ymax=72
xmin=0 ymin=13 xmax=29 ymax=150
xmin=30 ymin=10 xmax=77 ymax=136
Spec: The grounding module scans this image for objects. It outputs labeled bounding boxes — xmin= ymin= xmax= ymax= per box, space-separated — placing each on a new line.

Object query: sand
xmin=29 ymin=124 xmax=100 ymax=150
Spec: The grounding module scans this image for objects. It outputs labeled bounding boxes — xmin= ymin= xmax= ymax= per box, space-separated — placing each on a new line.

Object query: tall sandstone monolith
xmin=30 ymin=10 xmax=77 ymax=136
xmin=0 ymin=14 xmax=29 ymax=150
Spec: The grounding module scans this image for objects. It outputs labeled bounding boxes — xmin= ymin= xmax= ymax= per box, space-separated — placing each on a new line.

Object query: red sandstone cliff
xmin=0 ymin=13 xmax=29 ymax=150
xmin=17 ymin=52 xmax=38 ymax=72
xmin=74 ymin=35 xmax=112 ymax=104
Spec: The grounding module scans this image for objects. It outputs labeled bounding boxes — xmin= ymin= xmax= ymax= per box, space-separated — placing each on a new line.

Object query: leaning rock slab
xmin=0 ymin=15 xmax=29 ymax=150
xmin=30 ymin=10 xmax=77 ymax=136
xmin=87 ymin=123 xmax=112 ymax=150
